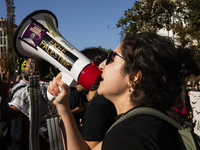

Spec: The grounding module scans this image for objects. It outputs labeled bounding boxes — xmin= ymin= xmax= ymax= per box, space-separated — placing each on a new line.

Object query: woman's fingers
xmin=48 ymin=77 xmax=59 ymax=96
xmin=53 ymin=80 xmax=70 ymax=105
xmin=57 ymin=79 xmax=70 ymax=95
xmin=47 ymin=72 xmax=70 ymax=105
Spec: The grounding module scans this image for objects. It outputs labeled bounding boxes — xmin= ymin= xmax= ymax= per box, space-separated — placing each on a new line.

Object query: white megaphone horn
xmin=13 ymin=10 xmax=102 ymax=96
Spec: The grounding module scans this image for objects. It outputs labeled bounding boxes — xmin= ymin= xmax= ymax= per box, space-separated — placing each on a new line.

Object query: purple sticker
xmin=22 ymin=22 xmax=47 ymax=47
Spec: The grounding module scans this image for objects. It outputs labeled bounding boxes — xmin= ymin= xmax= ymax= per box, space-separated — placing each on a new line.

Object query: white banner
xmin=189 ymin=91 xmax=200 ymax=136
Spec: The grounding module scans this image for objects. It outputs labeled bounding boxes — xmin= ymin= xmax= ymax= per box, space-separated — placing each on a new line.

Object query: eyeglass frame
xmin=106 ymin=51 xmax=132 ymax=65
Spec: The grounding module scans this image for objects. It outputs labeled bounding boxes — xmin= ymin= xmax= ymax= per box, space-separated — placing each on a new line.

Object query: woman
xmin=48 ymin=32 xmax=200 ymax=150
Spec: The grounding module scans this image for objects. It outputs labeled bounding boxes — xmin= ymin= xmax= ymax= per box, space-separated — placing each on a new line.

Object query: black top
xmin=102 ymin=108 xmax=181 ymax=150
xmin=82 ymin=92 xmax=117 ymax=141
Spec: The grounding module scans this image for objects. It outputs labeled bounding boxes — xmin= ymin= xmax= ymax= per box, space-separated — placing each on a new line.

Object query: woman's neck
xmin=112 ymin=94 xmax=135 ymax=115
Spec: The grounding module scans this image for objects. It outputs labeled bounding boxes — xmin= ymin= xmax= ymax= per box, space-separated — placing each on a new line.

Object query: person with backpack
xmin=48 ymin=32 xmax=200 ymax=150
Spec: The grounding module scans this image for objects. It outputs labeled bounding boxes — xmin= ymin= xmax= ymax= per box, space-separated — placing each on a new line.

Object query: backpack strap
xmin=106 ymin=107 xmax=198 ymax=150
xmin=107 ymin=107 xmax=183 ymax=134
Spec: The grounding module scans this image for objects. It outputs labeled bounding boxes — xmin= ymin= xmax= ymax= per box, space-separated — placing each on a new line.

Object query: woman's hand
xmin=47 ymin=72 xmax=70 ymax=106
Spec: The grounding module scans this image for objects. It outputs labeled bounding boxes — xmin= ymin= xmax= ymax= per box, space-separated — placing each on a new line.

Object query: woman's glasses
xmin=106 ymin=51 xmax=132 ymax=65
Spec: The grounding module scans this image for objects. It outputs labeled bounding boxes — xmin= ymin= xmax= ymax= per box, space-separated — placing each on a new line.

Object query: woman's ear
xmin=130 ymin=70 xmax=142 ymax=84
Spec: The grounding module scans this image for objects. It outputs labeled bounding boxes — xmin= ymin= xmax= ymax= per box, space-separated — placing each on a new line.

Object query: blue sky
xmin=0 ymin=0 xmax=136 ymax=51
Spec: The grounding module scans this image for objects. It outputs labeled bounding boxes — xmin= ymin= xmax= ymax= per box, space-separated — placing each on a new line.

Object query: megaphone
xmin=13 ymin=10 xmax=102 ymax=92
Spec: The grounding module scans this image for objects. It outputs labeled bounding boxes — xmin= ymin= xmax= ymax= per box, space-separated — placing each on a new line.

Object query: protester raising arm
xmin=48 ymin=72 xmax=94 ymax=150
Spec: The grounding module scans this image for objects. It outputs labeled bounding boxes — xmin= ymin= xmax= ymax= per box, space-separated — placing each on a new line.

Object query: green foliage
xmin=97 ymin=46 xmax=112 ymax=53
xmin=116 ymin=0 xmax=200 ymax=51
xmin=117 ymin=0 xmax=177 ymax=35
xmin=0 ymin=0 xmax=16 ymax=76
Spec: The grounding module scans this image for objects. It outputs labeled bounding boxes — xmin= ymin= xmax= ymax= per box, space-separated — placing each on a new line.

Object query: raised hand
xmin=47 ymin=72 xmax=70 ymax=106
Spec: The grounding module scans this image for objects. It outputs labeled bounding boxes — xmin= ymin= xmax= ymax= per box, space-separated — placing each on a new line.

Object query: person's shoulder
xmin=104 ymin=114 xmax=180 ymax=150
xmin=15 ymin=86 xmax=29 ymax=96
xmin=11 ymin=79 xmax=28 ymax=92
xmin=114 ymin=113 xmax=177 ymax=136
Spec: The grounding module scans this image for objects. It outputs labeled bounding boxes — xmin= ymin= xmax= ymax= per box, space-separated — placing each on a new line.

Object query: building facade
xmin=0 ymin=18 xmax=8 ymax=60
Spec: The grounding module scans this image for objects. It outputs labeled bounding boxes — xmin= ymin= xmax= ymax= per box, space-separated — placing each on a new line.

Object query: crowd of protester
xmin=167 ymin=79 xmax=200 ymax=125
xmin=0 ymin=47 xmax=117 ymax=150
xmin=0 ymin=32 xmax=200 ymax=149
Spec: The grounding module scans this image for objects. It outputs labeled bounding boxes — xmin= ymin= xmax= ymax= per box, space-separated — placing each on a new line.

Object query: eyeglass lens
xmin=106 ymin=51 xmax=116 ymax=65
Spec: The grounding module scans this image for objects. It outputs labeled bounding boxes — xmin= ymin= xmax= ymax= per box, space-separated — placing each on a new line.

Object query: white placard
xmin=189 ymin=91 xmax=200 ymax=136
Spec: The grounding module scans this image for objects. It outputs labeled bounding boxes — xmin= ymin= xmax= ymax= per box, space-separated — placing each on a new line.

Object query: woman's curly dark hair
xmin=121 ymin=32 xmax=200 ymax=111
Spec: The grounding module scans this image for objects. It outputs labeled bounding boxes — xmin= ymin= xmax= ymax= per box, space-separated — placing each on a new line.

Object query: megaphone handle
xmin=47 ymin=90 xmax=56 ymax=101
xmin=47 ymin=71 xmax=78 ymax=101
